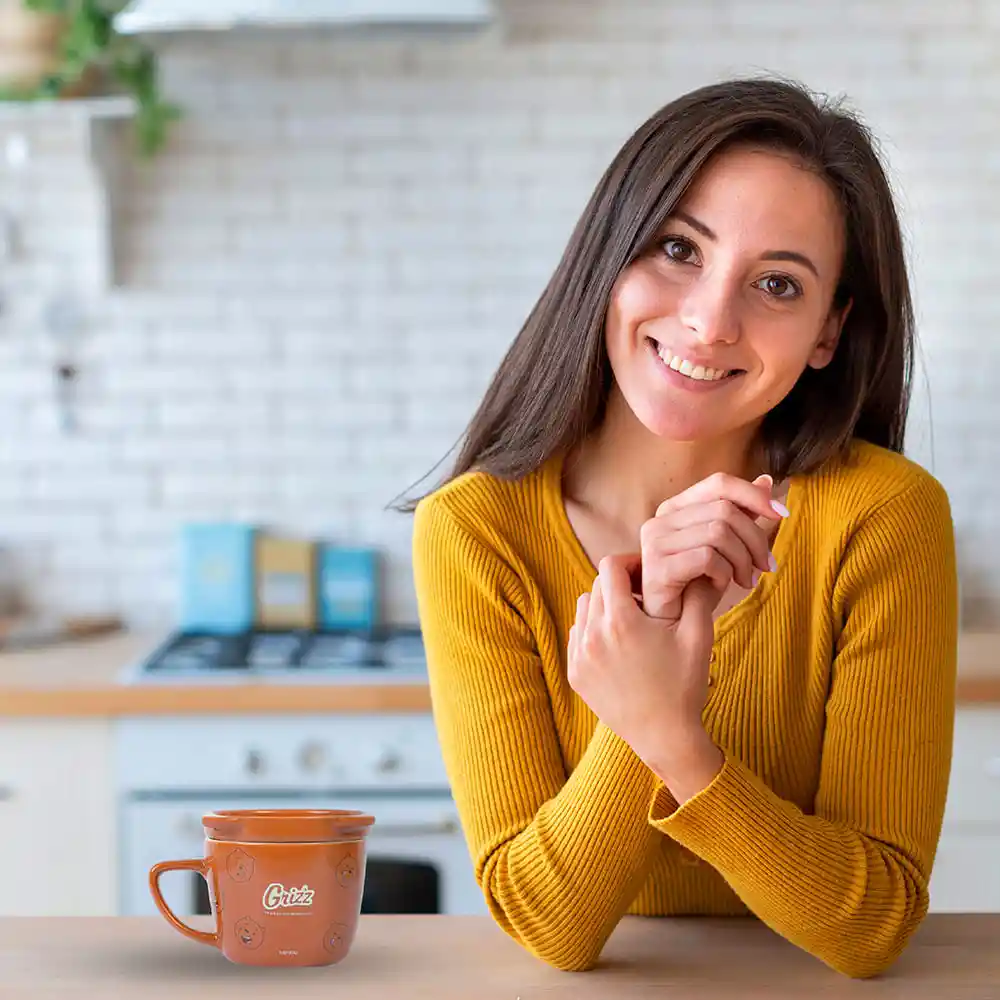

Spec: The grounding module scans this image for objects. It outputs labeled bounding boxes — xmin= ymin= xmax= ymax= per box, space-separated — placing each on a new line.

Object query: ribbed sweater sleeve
xmin=648 ymin=474 xmax=959 ymax=978
xmin=412 ymin=493 xmax=662 ymax=971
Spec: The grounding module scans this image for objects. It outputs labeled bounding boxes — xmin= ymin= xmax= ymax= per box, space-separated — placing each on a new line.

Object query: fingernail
xmin=767 ymin=552 xmax=778 ymax=573
xmin=770 ymin=500 xmax=790 ymax=518
xmin=755 ymin=474 xmax=773 ymax=489
xmin=750 ymin=569 xmax=761 ymax=587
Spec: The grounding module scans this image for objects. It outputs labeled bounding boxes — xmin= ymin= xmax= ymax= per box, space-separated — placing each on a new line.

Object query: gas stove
xmin=120 ymin=626 xmax=427 ymax=685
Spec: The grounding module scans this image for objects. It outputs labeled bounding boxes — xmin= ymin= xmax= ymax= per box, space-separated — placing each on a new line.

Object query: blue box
xmin=318 ymin=546 xmax=379 ymax=633
xmin=178 ymin=523 xmax=256 ymax=634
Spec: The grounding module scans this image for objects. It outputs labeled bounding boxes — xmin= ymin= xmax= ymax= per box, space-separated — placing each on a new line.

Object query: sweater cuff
xmin=575 ymin=722 xmax=661 ymax=813
xmin=648 ymin=752 xmax=768 ymax=861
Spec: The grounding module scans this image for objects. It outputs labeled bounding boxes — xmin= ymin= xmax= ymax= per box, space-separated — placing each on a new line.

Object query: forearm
xmin=473 ymin=723 xmax=662 ymax=972
xmin=650 ymin=755 xmax=930 ymax=978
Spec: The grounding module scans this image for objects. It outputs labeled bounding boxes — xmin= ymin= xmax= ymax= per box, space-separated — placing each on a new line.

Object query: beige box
xmin=254 ymin=536 xmax=317 ymax=629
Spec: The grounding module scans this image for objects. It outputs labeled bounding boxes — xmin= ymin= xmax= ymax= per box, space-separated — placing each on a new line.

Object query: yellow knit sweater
xmin=411 ymin=439 xmax=958 ymax=978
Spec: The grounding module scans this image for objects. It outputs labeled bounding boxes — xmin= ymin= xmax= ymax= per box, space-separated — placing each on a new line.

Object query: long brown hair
xmin=395 ymin=76 xmax=913 ymax=511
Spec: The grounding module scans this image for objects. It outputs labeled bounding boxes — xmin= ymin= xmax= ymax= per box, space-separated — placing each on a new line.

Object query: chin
xmin=631 ymin=402 xmax=731 ymax=442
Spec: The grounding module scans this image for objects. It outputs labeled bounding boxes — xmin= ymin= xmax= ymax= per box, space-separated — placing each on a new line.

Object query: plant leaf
xmin=24 ymin=0 xmax=71 ymax=13
xmin=16 ymin=0 xmax=180 ymax=157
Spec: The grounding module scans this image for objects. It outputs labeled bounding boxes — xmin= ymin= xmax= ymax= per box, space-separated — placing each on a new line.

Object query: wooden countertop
xmin=0 ymin=630 xmax=998 ymax=718
xmin=0 ymin=632 xmax=432 ymax=717
xmin=1 ymin=914 xmax=996 ymax=998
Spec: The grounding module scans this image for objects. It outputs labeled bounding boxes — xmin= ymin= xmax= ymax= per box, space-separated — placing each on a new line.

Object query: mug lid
xmin=202 ymin=808 xmax=375 ymax=843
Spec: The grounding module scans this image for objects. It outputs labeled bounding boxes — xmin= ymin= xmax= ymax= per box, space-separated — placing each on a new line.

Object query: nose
xmin=676 ymin=271 xmax=741 ymax=346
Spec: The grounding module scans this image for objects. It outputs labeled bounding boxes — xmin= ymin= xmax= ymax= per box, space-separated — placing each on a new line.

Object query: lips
xmin=647 ymin=338 xmax=743 ymax=381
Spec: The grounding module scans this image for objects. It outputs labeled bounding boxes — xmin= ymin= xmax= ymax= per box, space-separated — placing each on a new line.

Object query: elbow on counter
xmin=481 ymin=893 xmax=608 ymax=973
xmin=530 ymin=943 xmax=603 ymax=974
xmin=813 ymin=894 xmax=929 ymax=980
xmin=497 ymin=922 xmax=606 ymax=974
xmin=476 ymin=869 xmax=610 ymax=973
xmin=825 ymin=948 xmax=900 ymax=981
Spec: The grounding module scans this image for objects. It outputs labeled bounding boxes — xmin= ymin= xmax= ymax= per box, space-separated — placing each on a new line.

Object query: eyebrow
xmin=669 ymin=210 xmax=821 ymax=280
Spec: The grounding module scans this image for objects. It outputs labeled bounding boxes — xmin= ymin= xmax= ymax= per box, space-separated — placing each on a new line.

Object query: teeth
xmin=656 ymin=345 xmax=729 ymax=382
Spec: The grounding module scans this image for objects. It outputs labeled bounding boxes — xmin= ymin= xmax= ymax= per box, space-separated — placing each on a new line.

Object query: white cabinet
xmin=929 ymin=708 xmax=1000 ymax=913
xmin=929 ymin=831 xmax=1000 ymax=912
xmin=0 ymin=719 xmax=116 ymax=915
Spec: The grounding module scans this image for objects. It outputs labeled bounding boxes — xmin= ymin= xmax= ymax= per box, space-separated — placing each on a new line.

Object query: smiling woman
xmin=402 ymin=78 xmax=957 ymax=980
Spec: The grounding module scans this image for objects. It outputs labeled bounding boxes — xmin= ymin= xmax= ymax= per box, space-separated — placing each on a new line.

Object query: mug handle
xmin=149 ymin=859 xmax=220 ymax=948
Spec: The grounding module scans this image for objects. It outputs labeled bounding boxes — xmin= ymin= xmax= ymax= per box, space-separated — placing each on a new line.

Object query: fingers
xmin=655 ymin=470 xmax=789 ymax=523
xmin=569 ymin=590 xmax=589 ymax=661
xmin=676 ymin=577 xmax=719 ymax=647
xmin=570 ymin=555 xmax=639 ymax=656
xmin=641 ymin=542 xmax=735 ymax=621
xmin=682 ymin=576 xmax=718 ymax=616
xmin=642 ymin=499 xmax=772 ymax=581
xmin=597 ymin=554 xmax=638 ymax=618
xmin=645 ymin=471 xmax=787 ymax=593
xmin=589 ymin=569 xmax=605 ymax=624
xmin=750 ymin=474 xmax=782 ymax=533
xmin=661 ymin=545 xmax=735 ymax=596
xmin=652 ymin=524 xmax=756 ymax=588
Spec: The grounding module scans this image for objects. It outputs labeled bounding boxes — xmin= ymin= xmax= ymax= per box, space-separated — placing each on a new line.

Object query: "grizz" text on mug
xmin=262 ymin=883 xmax=316 ymax=910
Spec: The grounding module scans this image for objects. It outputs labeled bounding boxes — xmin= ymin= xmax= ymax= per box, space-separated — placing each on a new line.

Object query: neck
xmin=563 ymin=388 xmax=767 ymax=539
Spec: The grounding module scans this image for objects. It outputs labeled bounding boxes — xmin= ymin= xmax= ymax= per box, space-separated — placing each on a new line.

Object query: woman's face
xmin=604 ymin=144 xmax=850 ymax=443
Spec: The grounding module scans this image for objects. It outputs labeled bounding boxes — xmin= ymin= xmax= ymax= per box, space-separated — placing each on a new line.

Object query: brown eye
xmin=662 ymin=238 xmax=697 ymax=263
xmin=756 ymin=274 xmax=801 ymax=299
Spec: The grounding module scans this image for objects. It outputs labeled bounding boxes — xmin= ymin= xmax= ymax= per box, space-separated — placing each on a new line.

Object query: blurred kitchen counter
xmin=0 ymin=630 xmax=997 ymax=717
xmin=0 ymin=631 xmax=432 ymax=717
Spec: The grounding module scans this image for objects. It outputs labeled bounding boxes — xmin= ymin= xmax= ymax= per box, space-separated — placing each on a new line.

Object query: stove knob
xmin=298 ymin=741 xmax=326 ymax=774
xmin=375 ymin=747 xmax=402 ymax=775
xmin=244 ymin=749 xmax=265 ymax=776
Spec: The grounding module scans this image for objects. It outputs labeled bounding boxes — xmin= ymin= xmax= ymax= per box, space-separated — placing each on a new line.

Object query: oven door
xmin=120 ymin=794 xmax=486 ymax=917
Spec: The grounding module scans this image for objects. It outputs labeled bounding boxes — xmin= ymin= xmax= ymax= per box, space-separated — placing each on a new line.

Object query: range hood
xmin=115 ymin=0 xmax=496 ymax=34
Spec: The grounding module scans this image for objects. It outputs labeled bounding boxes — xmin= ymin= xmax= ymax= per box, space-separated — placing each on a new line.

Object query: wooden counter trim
xmin=0 ymin=683 xmax=434 ymax=717
xmin=1 ymin=676 xmax=997 ymax=717
xmin=955 ymin=674 xmax=1000 ymax=705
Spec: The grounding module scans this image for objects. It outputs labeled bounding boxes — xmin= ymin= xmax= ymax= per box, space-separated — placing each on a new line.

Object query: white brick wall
xmin=0 ymin=0 xmax=997 ymax=627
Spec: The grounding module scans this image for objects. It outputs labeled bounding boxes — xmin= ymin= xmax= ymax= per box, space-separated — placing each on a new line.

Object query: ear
xmin=807 ymin=297 xmax=853 ymax=370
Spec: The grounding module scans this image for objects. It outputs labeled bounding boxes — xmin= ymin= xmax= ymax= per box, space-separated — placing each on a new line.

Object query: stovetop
xmin=120 ymin=627 xmax=427 ymax=685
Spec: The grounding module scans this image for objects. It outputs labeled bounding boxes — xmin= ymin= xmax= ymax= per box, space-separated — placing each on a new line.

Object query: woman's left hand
xmin=568 ymin=554 xmax=723 ymax=802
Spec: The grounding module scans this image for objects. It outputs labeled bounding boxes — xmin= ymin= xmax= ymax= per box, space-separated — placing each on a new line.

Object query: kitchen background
xmin=1 ymin=0 xmax=999 ymax=925
xmin=0 ymin=0 xmax=996 ymax=630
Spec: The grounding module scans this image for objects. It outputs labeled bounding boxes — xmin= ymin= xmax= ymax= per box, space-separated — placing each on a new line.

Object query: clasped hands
xmin=567 ymin=472 xmax=789 ymax=803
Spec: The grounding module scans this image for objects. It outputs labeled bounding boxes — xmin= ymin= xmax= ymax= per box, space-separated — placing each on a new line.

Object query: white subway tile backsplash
xmin=154 ymin=398 xmax=271 ymax=432
xmin=220 ymin=294 xmax=341 ymax=326
xmin=280 ymin=397 xmax=400 ymax=432
xmin=158 ymin=471 xmax=279 ymax=510
xmin=150 ymin=328 xmax=274 ymax=365
xmin=102 ymin=364 xmax=227 ymax=397
xmin=0 ymin=375 xmax=67 ymax=414
xmin=0 ymin=508 xmax=110 ymax=542
xmin=117 ymin=435 xmax=228 ymax=468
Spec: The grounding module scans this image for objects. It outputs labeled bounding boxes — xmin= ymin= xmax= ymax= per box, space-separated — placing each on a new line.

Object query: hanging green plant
xmin=0 ymin=1 xmax=180 ymax=156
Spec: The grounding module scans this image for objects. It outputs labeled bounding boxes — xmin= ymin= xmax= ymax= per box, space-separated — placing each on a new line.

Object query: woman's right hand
xmin=638 ymin=472 xmax=789 ymax=625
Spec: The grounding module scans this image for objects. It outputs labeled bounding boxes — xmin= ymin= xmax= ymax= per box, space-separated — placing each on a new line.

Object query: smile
xmin=651 ymin=340 xmax=736 ymax=381
xmin=645 ymin=338 xmax=745 ymax=392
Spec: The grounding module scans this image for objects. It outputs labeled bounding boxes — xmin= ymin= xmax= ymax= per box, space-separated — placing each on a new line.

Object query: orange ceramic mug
xmin=149 ymin=809 xmax=375 ymax=967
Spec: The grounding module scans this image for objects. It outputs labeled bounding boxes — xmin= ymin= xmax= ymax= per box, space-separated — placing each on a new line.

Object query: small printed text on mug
xmin=262 ymin=883 xmax=316 ymax=911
